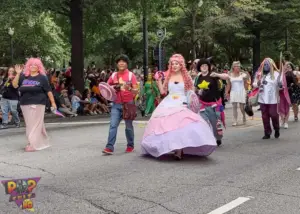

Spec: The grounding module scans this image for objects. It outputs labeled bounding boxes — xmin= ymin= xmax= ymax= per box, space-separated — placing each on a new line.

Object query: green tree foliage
xmin=1 ymin=0 xmax=300 ymax=69
xmin=0 ymin=0 xmax=69 ymax=66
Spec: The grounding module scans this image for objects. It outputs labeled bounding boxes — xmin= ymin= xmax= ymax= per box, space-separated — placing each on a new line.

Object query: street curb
xmin=0 ymin=120 xmax=149 ymax=137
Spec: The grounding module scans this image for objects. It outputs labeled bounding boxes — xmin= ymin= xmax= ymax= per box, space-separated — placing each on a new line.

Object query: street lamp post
xmin=157 ymin=29 xmax=166 ymax=71
xmin=8 ymin=28 xmax=14 ymax=65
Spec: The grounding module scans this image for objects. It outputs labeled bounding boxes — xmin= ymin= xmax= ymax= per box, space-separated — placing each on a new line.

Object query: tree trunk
xmin=191 ymin=10 xmax=197 ymax=59
xmin=70 ymin=0 xmax=84 ymax=92
xmin=252 ymin=29 xmax=261 ymax=77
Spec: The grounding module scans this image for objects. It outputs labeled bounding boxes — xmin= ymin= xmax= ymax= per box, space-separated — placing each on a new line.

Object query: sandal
xmin=25 ymin=145 xmax=36 ymax=152
xmin=174 ymin=150 xmax=183 ymax=161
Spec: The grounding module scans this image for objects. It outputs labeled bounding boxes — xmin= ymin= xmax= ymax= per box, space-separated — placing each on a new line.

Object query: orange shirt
xmin=92 ymin=86 xmax=100 ymax=96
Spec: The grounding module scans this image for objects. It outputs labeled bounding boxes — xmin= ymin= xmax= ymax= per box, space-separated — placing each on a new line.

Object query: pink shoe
xmin=25 ymin=145 xmax=36 ymax=152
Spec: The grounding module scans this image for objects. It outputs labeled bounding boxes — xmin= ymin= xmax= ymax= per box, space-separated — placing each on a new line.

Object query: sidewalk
xmin=0 ymin=102 xmax=263 ymax=137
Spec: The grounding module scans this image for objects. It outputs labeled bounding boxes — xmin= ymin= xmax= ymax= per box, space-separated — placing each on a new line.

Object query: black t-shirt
xmin=1 ymin=79 xmax=19 ymax=100
xmin=18 ymin=74 xmax=51 ymax=105
xmin=195 ymin=74 xmax=220 ymax=102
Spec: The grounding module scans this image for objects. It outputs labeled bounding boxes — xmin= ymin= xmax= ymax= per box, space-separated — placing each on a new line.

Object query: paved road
xmin=1 ymin=107 xmax=300 ymax=214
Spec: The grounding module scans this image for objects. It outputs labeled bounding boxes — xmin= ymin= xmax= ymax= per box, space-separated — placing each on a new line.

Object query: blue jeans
xmin=0 ymin=98 xmax=20 ymax=124
xmin=105 ymin=103 xmax=134 ymax=151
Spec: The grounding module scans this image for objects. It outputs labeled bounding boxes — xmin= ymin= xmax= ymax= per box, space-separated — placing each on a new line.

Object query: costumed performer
xmin=144 ymin=73 xmax=160 ymax=117
xmin=253 ymin=58 xmax=281 ymax=139
xmin=140 ymin=54 xmax=216 ymax=160
xmin=12 ymin=59 xmax=56 ymax=152
xmin=284 ymin=62 xmax=300 ymax=122
xmin=194 ymin=58 xmax=229 ymax=146
xmin=225 ymin=61 xmax=248 ymax=126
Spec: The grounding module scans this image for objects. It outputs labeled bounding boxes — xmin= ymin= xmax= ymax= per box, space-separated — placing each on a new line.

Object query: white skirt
xmin=230 ymin=90 xmax=246 ymax=103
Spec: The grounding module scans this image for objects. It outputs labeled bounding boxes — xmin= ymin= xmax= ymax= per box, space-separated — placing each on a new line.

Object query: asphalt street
xmin=1 ymin=106 xmax=300 ymax=214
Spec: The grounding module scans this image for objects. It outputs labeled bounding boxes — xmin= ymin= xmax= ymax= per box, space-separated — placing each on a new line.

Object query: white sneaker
xmin=284 ymin=123 xmax=288 ymax=129
xmin=232 ymin=122 xmax=237 ymax=126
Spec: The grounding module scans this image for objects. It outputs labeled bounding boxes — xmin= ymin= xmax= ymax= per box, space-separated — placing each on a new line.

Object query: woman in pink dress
xmin=140 ymin=54 xmax=216 ymax=160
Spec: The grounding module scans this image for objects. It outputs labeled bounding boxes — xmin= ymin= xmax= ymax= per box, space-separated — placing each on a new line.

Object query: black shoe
xmin=275 ymin=130 xmax=280 ymax=139
xmin=1 ymin=124 xmax=8 ymax=129
xmin=262 ymin=135 xmax=270 ymax=139
xmin=217 ymin=140 xmax=222 ymax=146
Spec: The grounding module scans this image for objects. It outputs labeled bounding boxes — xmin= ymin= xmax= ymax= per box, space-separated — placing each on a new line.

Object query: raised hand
xmin=14 ymin=64 xmax=23 ymax=74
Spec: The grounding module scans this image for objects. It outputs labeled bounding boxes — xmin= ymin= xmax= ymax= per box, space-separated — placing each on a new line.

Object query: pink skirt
xmin=279 ymin=92 xmax=290 ymax=116
xmin=21 ymin=105 xmax=50 ymax=150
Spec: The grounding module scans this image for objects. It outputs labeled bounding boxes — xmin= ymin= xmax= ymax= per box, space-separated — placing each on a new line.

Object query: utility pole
xmin=142 ymin=0 xmax=148 ymax=84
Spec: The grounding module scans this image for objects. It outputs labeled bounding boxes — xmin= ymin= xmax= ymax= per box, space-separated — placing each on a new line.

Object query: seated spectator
xmin=90 ymin=78 xmax=108 ymax=106
xmin=82 ymin=89 xmax=97 ymax=115
xmin=71 ymin=90 xmax=82 ymax=114
xmin=51 ymin=70 xmax=59 ymax=86
xmin=58 ymin=90 xmax=77 ymax=117
xmin=55 ymin=80 xmax=66 ymax=93
xmin=91 ymin=92 xmax=110 ymax=114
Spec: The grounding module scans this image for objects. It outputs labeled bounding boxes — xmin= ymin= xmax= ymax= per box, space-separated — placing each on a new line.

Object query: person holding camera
xmin=0 ymin=66 xmax=20 ymax=129
xmin=102 ymin=55 xmax=138 ymax=155
xmin=252 ymin=58 xmax=281 ymax=139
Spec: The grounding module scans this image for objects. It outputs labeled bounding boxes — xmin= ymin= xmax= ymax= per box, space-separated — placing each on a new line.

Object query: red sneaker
xmin=125 ymin=147 xmax=134 ymax=153
xmin=102 ymin=148 xmax=113 ymax=155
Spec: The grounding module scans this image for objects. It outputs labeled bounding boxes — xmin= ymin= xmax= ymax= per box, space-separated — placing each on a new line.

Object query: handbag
xmin=244 ymin=96 xmax=254 ymax=116
xmin=122 ymin=102 xmax=137 ymax=120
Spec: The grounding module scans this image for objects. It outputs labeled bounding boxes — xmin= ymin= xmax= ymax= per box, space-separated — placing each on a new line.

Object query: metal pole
xmin=142 ymin=0 xmax=148 ymax=84
xmin=285 ymin=28 xmax=288 ymax=51
xmin=158 ymin=42 xmax=162 ymax=71
xmin=10 ymin=36 xmax=13 ymax=65
xmin=158 ymin=28 xmax=166 ymax=71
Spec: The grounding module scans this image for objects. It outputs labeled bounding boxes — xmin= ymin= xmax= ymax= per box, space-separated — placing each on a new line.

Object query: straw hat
xmin=98 ymin=82 xmax=117 ymax=101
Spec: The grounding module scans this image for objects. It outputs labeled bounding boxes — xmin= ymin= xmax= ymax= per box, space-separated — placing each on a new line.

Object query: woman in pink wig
xmin=141 ymin=54 xmax=216 ymax=160
xmin=12 ymin=58 xmax=56 ymax=152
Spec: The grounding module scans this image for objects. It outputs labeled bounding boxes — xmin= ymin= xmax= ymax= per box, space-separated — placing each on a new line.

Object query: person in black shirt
xmin=12 ymin=58 xmax=57 ymax=152
xmin=0 ymin=67 xmax=20 ymax=129
xmin=194 ymin=58 xmax=229 ymax=146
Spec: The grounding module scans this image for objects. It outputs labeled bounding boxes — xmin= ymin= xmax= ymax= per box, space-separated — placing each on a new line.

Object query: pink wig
xmin=163 ymin=54 xmax=193 ymax=92
xmin=24 ymin=58 xmax=46 ymax=77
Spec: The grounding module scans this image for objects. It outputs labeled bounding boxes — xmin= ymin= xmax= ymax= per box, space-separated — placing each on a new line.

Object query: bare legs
xmin=292 ymin=104 xmax=299 ymax=121
xmin=232 ymin=102 xmax=246 ymax=126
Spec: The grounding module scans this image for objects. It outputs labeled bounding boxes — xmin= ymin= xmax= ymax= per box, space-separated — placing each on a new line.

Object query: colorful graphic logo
xmin=1 ymin=177 xmax=41 ymax=212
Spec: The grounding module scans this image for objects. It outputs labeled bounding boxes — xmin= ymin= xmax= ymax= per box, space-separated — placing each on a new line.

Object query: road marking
xmin=207 ymin=197 xmax=252 ymax=214
xmin=46 ymin=121 xmax=149 ymax=125
xmin=235 ymin=123 xmax=262 ymax=129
